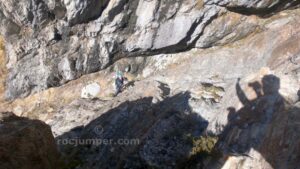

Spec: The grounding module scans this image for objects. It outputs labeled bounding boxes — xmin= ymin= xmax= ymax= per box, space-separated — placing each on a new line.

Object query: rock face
xmin=63 ymin=0 xmax=109 ymax=25
xmin=0 ymin=0 xmax=300 ymax=169
xmin=1 ymin=0 xmax=299 ymax=100
xmin=213 ymin=102 xmax=300 ymax=169
xmin=46 ymin=13 xmax=300 ymax=166
xmin=0 ymin=112 xmax=61 ymax=169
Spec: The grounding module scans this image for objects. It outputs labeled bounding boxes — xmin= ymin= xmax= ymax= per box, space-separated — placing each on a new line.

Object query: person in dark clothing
xmin=114 ymin=71 xmax=125 ymax=96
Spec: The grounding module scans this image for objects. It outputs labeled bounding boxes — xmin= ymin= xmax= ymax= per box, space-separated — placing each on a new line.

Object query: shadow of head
xmin=248 ymin=81 xmax=262 ymax=97
xmin=262 ymin=75 xmax=280 ymax=95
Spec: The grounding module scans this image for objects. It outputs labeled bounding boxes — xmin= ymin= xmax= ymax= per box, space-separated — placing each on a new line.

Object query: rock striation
xmin=0 ymin=0 xmax=299 ymax=100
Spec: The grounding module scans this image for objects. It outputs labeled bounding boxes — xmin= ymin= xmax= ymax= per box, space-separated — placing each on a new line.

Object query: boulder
xmin=81 ymin=82 xmax=101 ymax=99
xmin=0 ymin=112 xmax=61 ymax=169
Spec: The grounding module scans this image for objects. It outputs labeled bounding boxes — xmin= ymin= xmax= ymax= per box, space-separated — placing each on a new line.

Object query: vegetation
xmin=177 ymin=135 xmax=220 ymax=169
xmin=0 ymin=37 xmax=6 ymax=102
xmin=201 ymin=83 xmax=225 ymax=103
xmin=190 ymin=135 xmax=218 ymax=156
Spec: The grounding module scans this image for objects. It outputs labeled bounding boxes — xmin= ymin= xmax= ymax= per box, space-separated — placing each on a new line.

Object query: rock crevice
xmin=1 ymin=0 xmax=299 ymax=100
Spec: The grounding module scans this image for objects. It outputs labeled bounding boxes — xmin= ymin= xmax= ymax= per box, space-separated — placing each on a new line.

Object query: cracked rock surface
xmin=1 ymin=0 xmax=299 ymax=100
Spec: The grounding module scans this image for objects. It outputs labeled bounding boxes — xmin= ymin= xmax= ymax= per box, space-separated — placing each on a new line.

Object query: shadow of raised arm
xmin=236 ymin=78 xmax=250 ymax=106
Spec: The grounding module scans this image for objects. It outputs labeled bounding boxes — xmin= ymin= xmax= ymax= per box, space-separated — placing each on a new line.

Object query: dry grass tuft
xmin=0 ymin=37 xmax=7 ymax=102
xmin=196 ymin=0 xmax=205 ymax=10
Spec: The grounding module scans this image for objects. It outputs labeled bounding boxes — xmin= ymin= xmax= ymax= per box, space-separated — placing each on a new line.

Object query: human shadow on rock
xmin=210 ymin=75 xmax=300 ymax=169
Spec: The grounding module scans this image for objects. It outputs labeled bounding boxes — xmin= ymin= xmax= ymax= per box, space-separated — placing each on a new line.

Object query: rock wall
xmin=1 ymin=0 xmax=299 ymax=100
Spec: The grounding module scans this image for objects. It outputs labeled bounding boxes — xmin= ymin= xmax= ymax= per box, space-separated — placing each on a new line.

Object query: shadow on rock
xmin=209 ymin=75 xmax=300 ymax=169
xmin=56 ymin=92 xmax=211 ymax=169
xmin=0 ymin=112 xmax=61 ymax=169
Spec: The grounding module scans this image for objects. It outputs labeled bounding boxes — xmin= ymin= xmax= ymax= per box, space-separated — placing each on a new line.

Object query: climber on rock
xmin=114 ymin=70 xmax=126 ymax=96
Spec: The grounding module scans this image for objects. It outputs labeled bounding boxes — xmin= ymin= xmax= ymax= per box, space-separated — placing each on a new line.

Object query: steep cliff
xmin=0 ymin=0 xmax=299 ymax=100
xmin=0 ymin=0 xmax=300 ymax=169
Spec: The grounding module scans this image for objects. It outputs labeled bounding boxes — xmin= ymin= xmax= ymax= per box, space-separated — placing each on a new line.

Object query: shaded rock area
xmin=47 ymin=73 xmax=299 ymax=169
xmin=207 ymin=77 xmax=300 ymax=169
xmin=53 ymin=92 xmax=208 ymax=169
xmin=0 ymin=112 xmax=61 ymax=169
